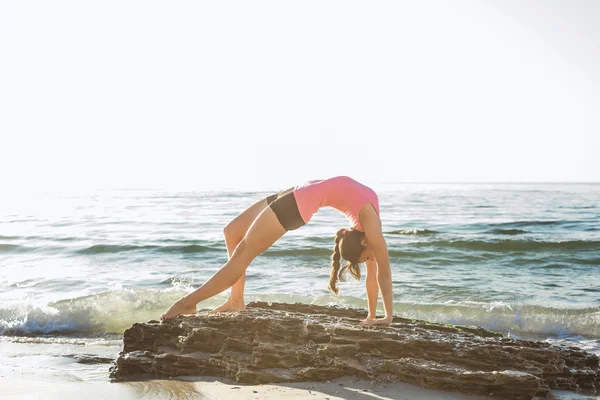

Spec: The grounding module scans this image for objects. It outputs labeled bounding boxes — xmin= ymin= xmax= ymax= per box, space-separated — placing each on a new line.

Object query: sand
xmin=1 ymin=366 xmax=495 ymax=400
xmin=0 ymin=339 xmax=497 ymax=399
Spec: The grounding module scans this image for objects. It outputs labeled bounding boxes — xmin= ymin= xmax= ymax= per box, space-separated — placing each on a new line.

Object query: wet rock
xmin=110 ymin=302 xmax=600 ymax=399
xmin=63 ymin=354 xmax=115 ymax=365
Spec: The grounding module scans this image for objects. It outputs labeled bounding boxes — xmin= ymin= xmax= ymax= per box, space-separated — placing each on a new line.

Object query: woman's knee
xmin=224 ymin=219 xmax=244 ymax=242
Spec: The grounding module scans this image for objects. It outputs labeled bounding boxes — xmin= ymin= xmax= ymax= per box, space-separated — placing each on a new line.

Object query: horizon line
xmin=376 ymin=181 xmax=600 ymax=184
xmin=3 ymin=181 xmax=599 ymax=193
xmin=41 ymin=181 xmax=600 ymax=191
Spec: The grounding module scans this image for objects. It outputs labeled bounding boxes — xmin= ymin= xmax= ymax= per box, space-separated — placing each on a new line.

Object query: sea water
xmin=1 ymin=183 xmax=599 ymax=381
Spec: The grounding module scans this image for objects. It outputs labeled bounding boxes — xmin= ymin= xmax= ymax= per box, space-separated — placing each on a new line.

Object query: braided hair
xmin=328 ymin=228 xmax=366 ymax=294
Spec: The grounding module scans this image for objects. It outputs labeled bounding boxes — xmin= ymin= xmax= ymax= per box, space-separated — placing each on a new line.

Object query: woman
xmin=161 ymin=176 xmax=393 ymax=325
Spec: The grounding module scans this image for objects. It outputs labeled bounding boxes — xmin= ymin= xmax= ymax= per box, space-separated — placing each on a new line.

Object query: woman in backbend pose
xmin=161 ymin=176 xmax=393 ymax=325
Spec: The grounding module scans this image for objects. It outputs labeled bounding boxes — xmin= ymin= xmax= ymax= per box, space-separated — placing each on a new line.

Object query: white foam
xmin=1 ymin=290 xmax=600 ymax=341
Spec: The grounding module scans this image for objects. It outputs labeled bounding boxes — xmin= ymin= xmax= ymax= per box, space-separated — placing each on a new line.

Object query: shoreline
xmin=2 ymin=372 xmax=494 ymax=400
xmin=2 ymin=368 xmax=594 ymax=399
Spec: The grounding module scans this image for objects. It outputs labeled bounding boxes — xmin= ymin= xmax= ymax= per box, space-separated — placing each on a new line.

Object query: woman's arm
xmin=360 ymin=203 xmax=393 ymax=325
xmin=364 ymin=259 xmax=379 ymax=319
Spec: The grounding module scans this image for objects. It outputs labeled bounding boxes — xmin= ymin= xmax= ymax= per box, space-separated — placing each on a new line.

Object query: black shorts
xmin=266 ymin=188 xmax=306 ymax=231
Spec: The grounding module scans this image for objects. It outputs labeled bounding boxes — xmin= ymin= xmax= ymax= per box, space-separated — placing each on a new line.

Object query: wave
xmin=0 ymin=235 xmax=79 ymax=242
xmin=1 ymin=290 xmax=600 ymax=339
xmin=0 ymin=235 xmax=20 ymax=240
xmin=3 ymin=239 xmax=599 ymax=257
xmin=487 ymin=229 xmax=529 ymax=235
xmin=394 ymin=302 xmax=600 ymax=338
xmin=0 ymin=289 xmax=189 ymax=335
xmin=0 ymin=244 xmax=21 ymax=251
xmin=415 ymin=239 xmax=600 ymax=252
xmin=0 ymin=243 xmax=32 ymax=253
xmin=387 ymin=229 xmax=437 ymax=235
xmin=75 ymin=243 xmax=218 ymax=255
xmin=0 ymin=242 xmax=336 ymax=257
xmin=491 ymin=220 xmax=562 ymax=228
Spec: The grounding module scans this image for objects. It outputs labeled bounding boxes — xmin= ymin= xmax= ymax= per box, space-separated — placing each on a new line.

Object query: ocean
xmin=1 ymin=182 xmax=599 ymax=384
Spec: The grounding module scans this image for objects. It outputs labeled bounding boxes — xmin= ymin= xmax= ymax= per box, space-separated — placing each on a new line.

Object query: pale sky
xmin=1 ymin=1 xmax=598 ymax=191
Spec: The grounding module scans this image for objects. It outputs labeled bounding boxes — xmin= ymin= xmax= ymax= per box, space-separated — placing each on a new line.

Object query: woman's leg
xmin=213 ymin=188 xmax=294 ymax=312
xmin=160 ymin=206 xmax=286 ymax=320
xmin=168 ymin=197 xmax=270 ymax=316
xmin=212 ymin=197 xmax=271 ymax=312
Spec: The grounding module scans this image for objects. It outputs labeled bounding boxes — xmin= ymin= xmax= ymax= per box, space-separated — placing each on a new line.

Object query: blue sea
xmin=1 ymin=183 xmax=599 ymax=383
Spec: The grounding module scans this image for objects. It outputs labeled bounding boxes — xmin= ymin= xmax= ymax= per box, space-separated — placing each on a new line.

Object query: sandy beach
xmin=1 ymin=371 xmax=494 ymax=400
xmin=3 ymin=364 xmax=596 ymax=400
xmin=0 ymin=334 xmax=496 ymax=400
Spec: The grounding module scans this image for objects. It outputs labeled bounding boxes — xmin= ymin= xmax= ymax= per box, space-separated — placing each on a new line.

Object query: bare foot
xmin=359 ymin=316 xmax=393 ymax=326
xmin=160 ymin=298 xmax=196 ymax=321
xmin=210 ymin=299 xmax=246 ymax=313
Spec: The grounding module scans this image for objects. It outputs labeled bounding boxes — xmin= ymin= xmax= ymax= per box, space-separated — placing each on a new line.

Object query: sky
xmin=1 ymin=0 xmax=599 ymax=191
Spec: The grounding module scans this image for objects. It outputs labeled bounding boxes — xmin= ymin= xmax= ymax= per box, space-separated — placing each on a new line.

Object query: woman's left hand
xmin=360 ymin=316 xmax=393 ymax=326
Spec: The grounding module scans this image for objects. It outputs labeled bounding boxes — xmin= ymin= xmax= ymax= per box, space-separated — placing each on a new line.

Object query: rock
xmin=64 ymin=354 xmax=115 ymax=365
xmin=110 ymin=302 xmax=600 ymax=400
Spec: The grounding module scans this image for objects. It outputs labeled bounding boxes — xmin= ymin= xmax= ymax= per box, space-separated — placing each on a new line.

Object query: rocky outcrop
xmin=110 ymin=302 xmax=600 ymax=400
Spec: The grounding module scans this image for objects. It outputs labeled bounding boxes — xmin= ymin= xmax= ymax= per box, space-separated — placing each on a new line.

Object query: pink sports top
xmin=292 ymin=176 xmax=380 ymax=231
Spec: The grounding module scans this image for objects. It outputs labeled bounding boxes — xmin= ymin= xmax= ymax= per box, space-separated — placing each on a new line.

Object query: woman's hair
xmin=328 ymin=228 xmax=366 ymax=294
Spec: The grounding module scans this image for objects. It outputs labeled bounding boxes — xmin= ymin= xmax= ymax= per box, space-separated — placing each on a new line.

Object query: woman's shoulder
xmin=358 ymin=202 xmax=382 ymax=232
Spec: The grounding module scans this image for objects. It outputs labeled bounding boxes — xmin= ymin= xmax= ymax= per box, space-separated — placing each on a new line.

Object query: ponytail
xmin=328 ymin=227 xmax=366 ymax=294
xmin=328 ymin=228 xmax=345 ymax=294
